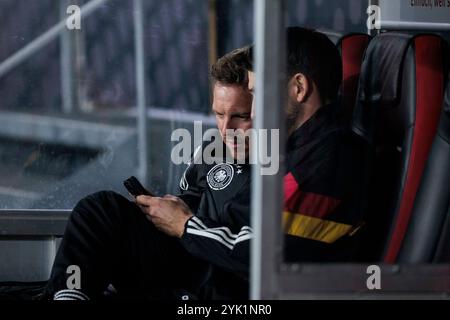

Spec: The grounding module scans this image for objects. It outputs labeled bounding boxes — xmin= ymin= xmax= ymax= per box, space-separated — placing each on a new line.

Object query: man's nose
xmin=223 ymin=117 xmax=236 ymax=130
xmin=221 ymin=117 xmax=236 ymax=137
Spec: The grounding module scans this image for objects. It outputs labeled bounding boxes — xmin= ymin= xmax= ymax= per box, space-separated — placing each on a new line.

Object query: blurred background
xmin=0 ymin=0 xmax=366 ymax=210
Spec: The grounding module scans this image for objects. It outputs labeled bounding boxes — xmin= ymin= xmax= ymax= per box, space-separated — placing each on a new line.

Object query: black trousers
xmin=43 ymin=191 xmax=210 ymax=300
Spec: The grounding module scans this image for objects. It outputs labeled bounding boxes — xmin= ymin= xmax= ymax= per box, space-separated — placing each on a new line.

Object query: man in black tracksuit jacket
xmin=177 ymin=142 xmax=252 ymax=299
xmin=43 ymin=28 xmax=362 ymax=300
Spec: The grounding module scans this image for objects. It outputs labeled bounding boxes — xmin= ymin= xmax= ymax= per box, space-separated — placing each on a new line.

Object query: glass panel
xmin=0 ymin=0 xmax=217 ymax=209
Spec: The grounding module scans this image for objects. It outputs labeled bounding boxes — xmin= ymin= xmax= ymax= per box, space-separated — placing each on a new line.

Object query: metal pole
xmin=250 ymin=0 xmax=286 ymax=300
xmin=74 ymin=16 xmax=88 ymax=114
xmin=380 ymin=21 xmax=450 ymax=31
xmin=60 ymin=0 xmax=76 ymax=114
xmin=133 ymin=0 xmax=149 ymax=185
xmin=0 ymin=0 xmax=109 ymax=78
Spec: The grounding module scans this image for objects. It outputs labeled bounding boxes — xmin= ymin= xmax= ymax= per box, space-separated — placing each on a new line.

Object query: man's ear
xmin=291 ymin=73 xmax=310 ymax=103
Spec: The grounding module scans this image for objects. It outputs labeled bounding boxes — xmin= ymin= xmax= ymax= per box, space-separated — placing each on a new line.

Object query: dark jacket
xmin=178 ymin=142 xmax=251 ymax=299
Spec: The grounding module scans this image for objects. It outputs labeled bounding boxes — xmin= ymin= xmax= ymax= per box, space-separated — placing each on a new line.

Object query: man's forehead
xmin=212 ymin=100 xmax=251 ymax=112
xmin=212 ymin=89 xmax=252 ymax=113
xmin=213 ymin=83 xmax=251 ymax=98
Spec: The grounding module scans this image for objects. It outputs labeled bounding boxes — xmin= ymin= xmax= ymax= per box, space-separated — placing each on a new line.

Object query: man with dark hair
xmin=285 ymin=27 xmax=342 ymax=103
xmin=43 ymin=48 xmax=254 ymax=300
xmin=283 ymin=27 xmax=343 ymax=132
xmin=247 ymin=27 xmax=362 ymax=261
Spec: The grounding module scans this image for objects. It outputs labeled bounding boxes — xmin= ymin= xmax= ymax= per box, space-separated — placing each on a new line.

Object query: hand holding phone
xmin=123 ymin=176 xmax=156 ymax=197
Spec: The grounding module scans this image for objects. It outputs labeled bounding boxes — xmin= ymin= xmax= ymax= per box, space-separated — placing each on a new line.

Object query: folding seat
xmin=336 ymin=33 xmax=371 ymax=122
xmin=397 ymin=77 xmax=450 ymax=263
xmin=351 ymin=32 xmax=449 ymax=262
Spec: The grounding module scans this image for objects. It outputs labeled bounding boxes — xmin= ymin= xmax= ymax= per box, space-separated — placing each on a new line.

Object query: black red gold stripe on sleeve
xmin=284 ymin=173 xmax=341 ymax=219
xmin=283 ymin=211 xmax=353 ymax=243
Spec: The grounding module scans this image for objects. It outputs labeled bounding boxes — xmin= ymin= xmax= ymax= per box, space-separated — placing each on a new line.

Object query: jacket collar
xmin=286 ymin=102 xmax=340 ymax=153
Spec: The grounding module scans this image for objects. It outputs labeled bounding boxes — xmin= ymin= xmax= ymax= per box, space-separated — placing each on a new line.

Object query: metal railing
xmin=0 ymin=0 xmax=108 ymax=78
xmin=0 ymin=0 xmax=150 ymax=186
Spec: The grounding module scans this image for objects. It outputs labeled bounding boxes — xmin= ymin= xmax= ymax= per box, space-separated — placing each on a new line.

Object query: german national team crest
xmin=207 ymin=164 xmax=234 ymax=190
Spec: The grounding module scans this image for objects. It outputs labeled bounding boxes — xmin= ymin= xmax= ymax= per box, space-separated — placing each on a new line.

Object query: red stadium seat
xmin=352 ymin=32 xmax=449 ymax=262
xmin=398 ymin=75 xmax=450 ymax=263
xmin=336 ymin=33 xmax=371 ymax=122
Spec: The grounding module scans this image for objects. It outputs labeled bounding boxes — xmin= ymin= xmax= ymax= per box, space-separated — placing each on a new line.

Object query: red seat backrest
xmin=337 ymin=34 xmax=371 ymax=121
xmin=352 ymin=33 xmax=449 ymax=262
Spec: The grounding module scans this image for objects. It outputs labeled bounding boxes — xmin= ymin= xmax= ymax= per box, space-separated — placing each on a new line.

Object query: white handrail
xmin=0 ymin=0 xmax=109 ymax=78
xmin=381 ymin=20 xmax=450 ymax=31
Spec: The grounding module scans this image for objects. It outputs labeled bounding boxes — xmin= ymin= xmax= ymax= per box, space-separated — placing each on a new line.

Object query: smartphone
xmin=123 ymin=176 xmax=156 ymax=197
